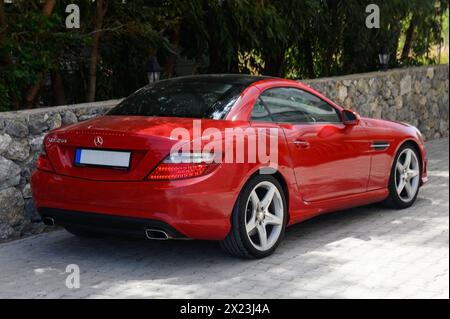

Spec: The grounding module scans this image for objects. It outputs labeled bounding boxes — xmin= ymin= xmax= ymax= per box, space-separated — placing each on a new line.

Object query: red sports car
xmin=32 ymin=75 xmax=427 ymax=258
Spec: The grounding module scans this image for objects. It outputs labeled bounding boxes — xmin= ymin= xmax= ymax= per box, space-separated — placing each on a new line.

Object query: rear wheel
xmin=220 ymin=175 xmax=287 ymax=259
xmin=384 ymin=144 xmax=421 ymax=209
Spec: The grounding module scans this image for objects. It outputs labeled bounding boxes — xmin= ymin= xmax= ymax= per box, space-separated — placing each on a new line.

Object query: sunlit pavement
xmin=0 ymin=138 xmax=448 ymax=299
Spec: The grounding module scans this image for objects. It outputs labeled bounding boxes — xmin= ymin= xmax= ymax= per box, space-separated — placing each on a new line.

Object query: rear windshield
xmin=108 ymin=79 xmax=245 ymax=120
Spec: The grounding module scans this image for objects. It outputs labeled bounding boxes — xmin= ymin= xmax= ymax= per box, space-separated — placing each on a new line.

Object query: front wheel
xmin=220 ymin=175 xmax=287 ymax=259
xmin=384 ymin=144 xmax=421 ymax=209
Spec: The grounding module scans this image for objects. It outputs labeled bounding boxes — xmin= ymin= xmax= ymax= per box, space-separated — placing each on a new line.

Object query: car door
xmin=254 ymin=87 xmax=371 ymax=202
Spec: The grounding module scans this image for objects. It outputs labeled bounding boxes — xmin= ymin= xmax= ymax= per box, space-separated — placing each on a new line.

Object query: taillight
xmin=37 ymin=144 xmax=54 ymax=172
xmin=147 ymin=153 xmax=220 ymax=181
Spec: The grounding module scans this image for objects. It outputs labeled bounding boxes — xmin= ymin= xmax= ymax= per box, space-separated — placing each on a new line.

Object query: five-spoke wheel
xmin=385 ymin=144 xmax=422 ymax=209
xmin=220 ymin=175 xmax=287 ymax=258
xmin=245 ymin=181 xmax=284 ymax=252
xmin=395 ymin=148 xmax=420 ymax=202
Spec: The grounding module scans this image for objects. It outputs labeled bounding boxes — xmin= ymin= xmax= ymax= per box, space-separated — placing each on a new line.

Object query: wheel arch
xmin=393 ymin=138 xmax=424 ymax=185
xmin=395 ymin=139 xmax=423 ymax=166
xmin=241 ymin=169 xmax=291 ymax=224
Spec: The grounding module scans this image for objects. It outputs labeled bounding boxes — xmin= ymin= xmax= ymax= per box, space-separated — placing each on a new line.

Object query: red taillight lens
xmin=37 ymin=143 xmax=54 ymax=172
xmin=37 ymin=154 xmax=54 ymax=172
xmin=147 ymin=162 xmax=219 ymax=181
xmin=147 ymin=152 xmax=220 ymax=181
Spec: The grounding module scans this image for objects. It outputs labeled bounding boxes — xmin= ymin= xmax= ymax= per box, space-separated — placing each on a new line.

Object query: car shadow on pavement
xmin=15 ymin=188 xmax=443 ymax=298
xmin=1 ymin=138 xmax=446 ymax=298
xmin=1 ymin=136 xmax=447 ymax=298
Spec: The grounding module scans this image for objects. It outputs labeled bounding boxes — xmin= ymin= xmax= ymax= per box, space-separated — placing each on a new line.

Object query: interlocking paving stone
xmin=0 ymin=138 xmax=448 ymax=299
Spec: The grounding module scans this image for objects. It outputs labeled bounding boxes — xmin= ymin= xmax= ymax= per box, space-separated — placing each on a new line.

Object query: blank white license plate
xmin=75 ymin=149 xmax=131 ymax=169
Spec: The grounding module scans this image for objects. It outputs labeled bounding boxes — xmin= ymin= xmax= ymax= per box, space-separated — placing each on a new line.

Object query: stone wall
xmin=0 ymin=65 xmax=448 ymax=240
xmin=0 ymin=100 xmax=121 ymax=240
xmin=303 ymin=64 xmax=449 ymax=140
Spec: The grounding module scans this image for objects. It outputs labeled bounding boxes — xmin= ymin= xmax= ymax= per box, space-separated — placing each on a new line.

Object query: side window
xmin=290 ymin=89 xmax=341 ymax=123
xmin=250 ymin=98 xmax=272 ymax=122
xmin=260 ymin=88 xmax=308 ymax=123
xmin=259 ymin=87 xmax=341 ymax=123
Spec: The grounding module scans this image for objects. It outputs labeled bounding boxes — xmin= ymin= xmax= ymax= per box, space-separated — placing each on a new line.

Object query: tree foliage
xmin=0 ymin=0 xmax=448 ymax=111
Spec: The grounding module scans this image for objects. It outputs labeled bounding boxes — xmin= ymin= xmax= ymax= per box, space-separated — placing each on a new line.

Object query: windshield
xmin=108 ymin=78 xmax=246 ymax=120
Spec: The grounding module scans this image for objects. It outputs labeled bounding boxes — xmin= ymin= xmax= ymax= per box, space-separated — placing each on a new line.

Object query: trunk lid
xmin=44 ymin=116 xmax=196 ymax=181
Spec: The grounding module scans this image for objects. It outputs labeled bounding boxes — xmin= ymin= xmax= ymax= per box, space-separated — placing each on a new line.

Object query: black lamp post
xmin=378 ymin=49 xmax=390 ymax=71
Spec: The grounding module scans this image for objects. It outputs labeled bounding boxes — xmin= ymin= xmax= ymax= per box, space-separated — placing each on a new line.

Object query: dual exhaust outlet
xmin=145 ymin=228 xmax=171 ymax=240
xmin=42 ymin=217 xmax=171 ymax=241
xmin=42 ymin=217 xmax=55 ymax=226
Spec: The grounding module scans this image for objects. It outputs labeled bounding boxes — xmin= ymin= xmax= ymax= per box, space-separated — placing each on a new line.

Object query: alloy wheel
xmin=395 ymin=148 xmax=420 ymax=202
xmin=244 ymin=181 xmax=284 ymax=251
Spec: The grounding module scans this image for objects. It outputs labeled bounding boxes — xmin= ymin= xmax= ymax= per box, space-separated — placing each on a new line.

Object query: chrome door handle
xmin=293 ymin=140 xmax=310 ymax=149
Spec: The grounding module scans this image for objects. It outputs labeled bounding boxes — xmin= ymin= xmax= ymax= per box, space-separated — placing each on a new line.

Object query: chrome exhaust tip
xmin=145 ymin=229 xmax=170 ymax=240
xmin=42 ymin=217 xmax=55 ymax=226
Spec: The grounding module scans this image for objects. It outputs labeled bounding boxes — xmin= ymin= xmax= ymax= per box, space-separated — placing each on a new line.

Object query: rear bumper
xmin=39 ymin=208 xmax=186 ymax=239
xmin=31 ymin=169 xmax=241 ymax=240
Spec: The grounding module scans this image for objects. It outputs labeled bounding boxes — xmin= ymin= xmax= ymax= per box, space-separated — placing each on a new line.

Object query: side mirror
xmin=342 ymin=109 xmax=360 ymax=125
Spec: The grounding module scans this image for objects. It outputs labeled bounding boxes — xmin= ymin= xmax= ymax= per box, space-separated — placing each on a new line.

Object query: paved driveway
xmin=0 ymin=138 xmax=448 ymax=299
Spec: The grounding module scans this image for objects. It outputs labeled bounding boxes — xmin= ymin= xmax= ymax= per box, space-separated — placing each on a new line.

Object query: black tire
xmin=65 ymin=225 xmax=103 ymax=238
xmin=220 ymin=175 xmax=287 ymax=259
xmin=384 ymin=143 xmax=421 ymax=209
